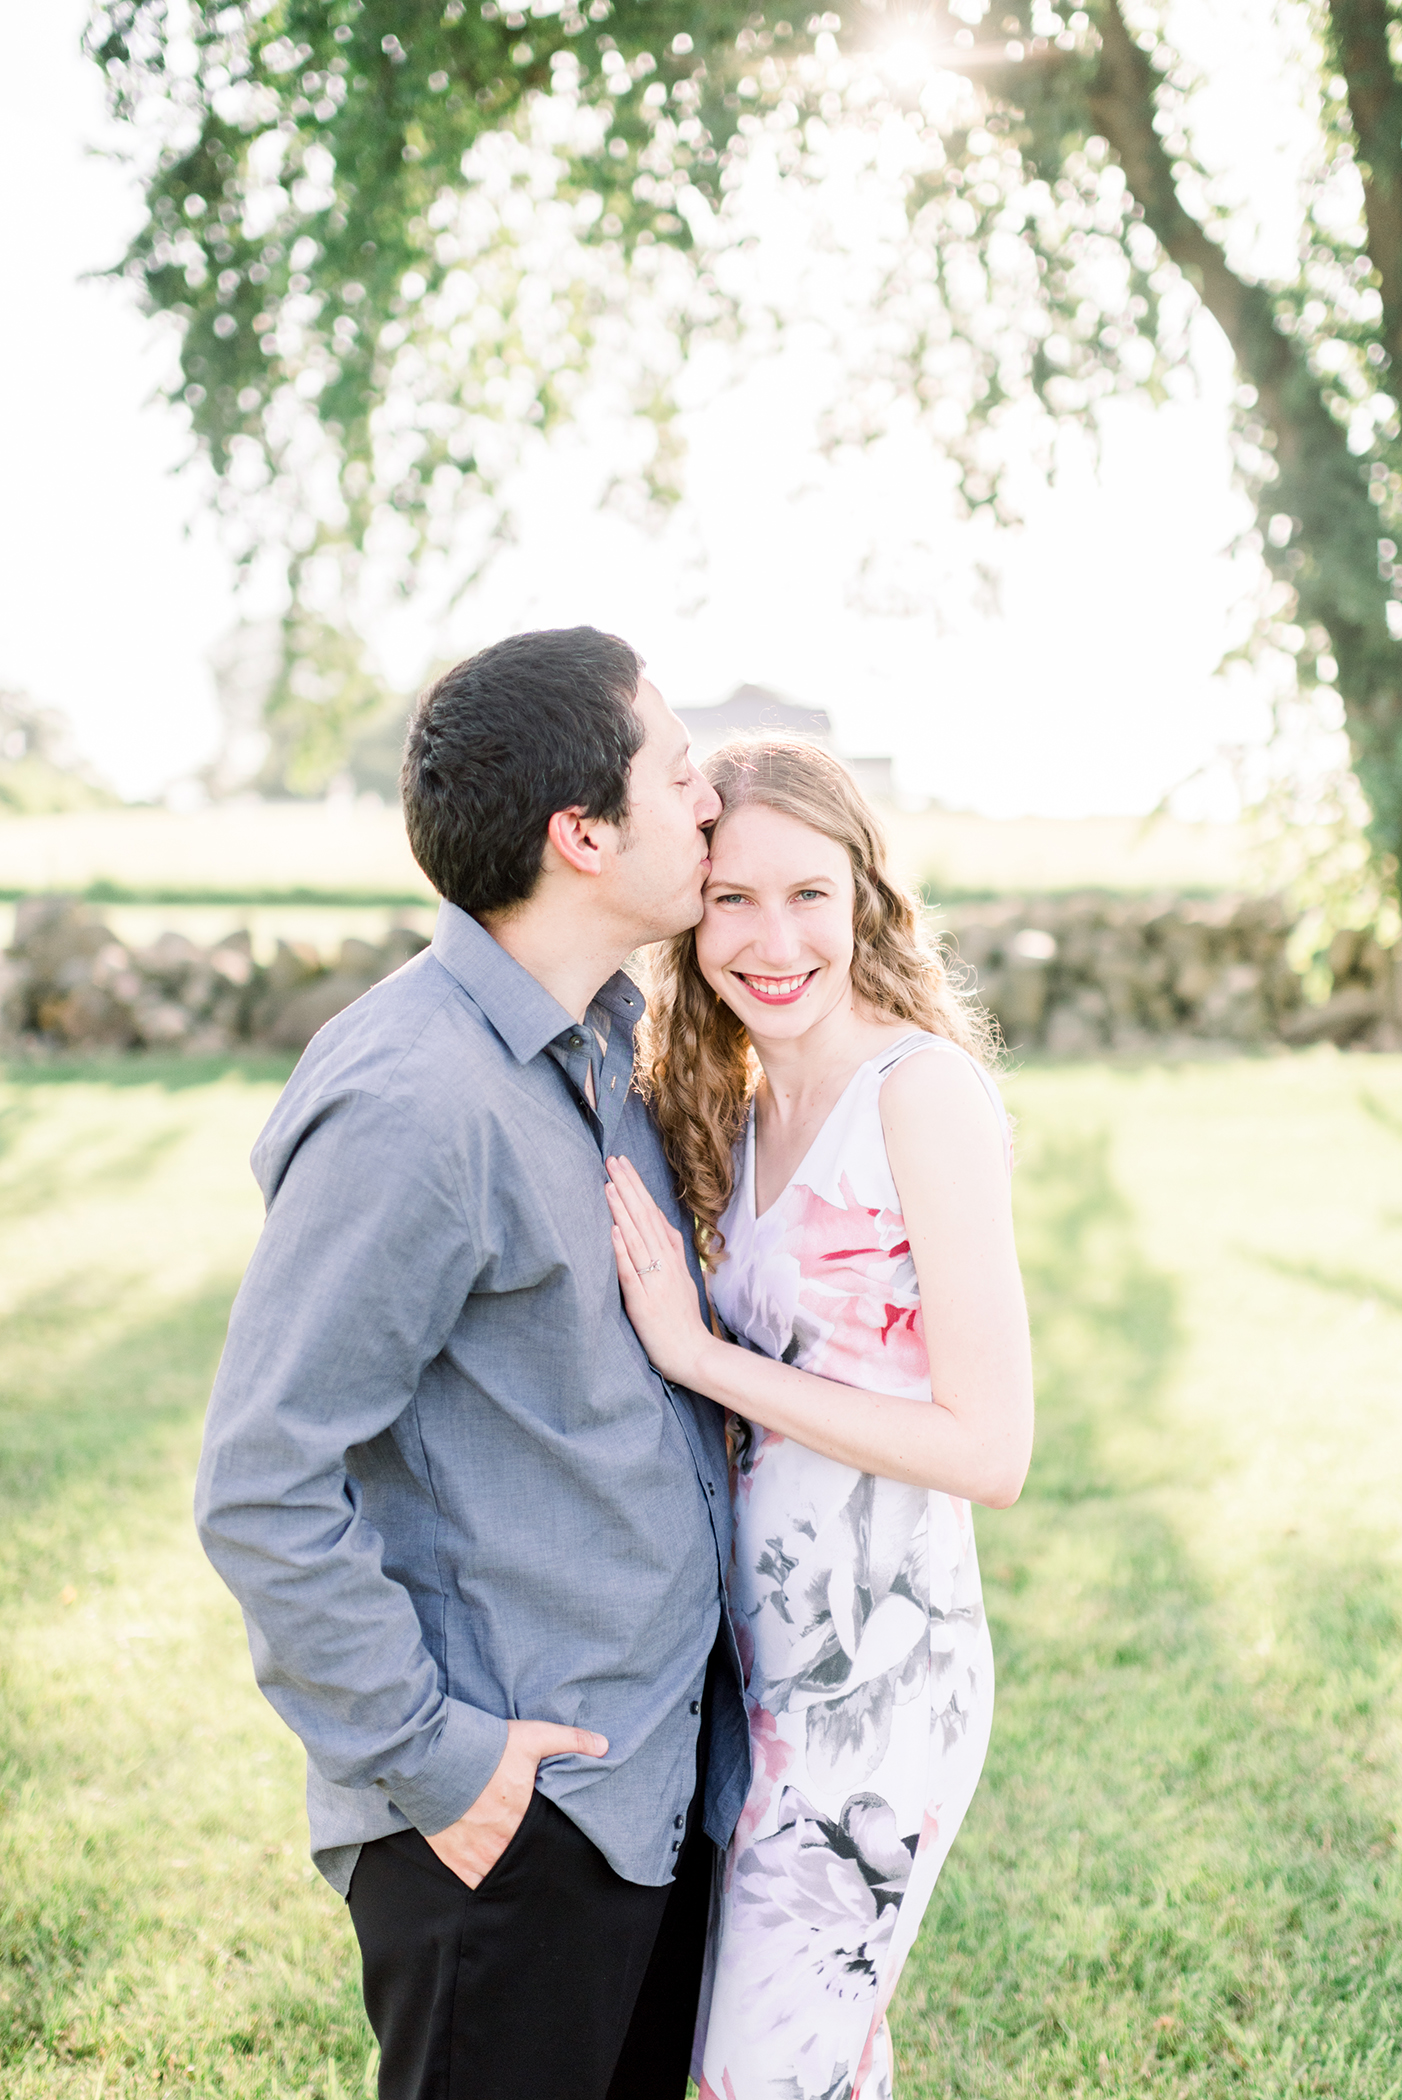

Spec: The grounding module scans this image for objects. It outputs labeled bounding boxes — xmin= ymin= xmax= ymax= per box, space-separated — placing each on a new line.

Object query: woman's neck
xmin=749 ymin=999 xmax=908 ymax=1128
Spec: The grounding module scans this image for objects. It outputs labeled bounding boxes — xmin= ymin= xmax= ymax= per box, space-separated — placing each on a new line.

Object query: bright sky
xmin=1 ymin=0 xmax=1278 ymax=815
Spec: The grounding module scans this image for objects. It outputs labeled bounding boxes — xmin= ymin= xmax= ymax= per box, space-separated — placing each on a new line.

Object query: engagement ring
xmin=639 ymin=1259 xmax=662 ymax=1275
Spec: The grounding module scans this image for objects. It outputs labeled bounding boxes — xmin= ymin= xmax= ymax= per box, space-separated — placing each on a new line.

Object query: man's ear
xmin=543 ymin=806 xmax=609 ymax=878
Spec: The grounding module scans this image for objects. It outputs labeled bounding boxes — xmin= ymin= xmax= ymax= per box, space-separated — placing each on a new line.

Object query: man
xmin=195 ymin=628 xmax=749 ymax=2100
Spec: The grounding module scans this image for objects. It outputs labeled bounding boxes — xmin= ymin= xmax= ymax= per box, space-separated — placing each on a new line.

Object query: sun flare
xmin=878 ymin=25 xmax=944 ymax=85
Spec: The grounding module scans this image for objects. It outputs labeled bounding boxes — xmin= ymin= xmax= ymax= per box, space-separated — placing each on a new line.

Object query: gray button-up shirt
xmin=195 ymin=902 xmax=749 ymax=1895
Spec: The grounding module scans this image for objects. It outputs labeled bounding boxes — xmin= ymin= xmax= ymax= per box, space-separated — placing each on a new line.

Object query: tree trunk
xmin=1088 ymin=0 xmax=1402 ymax=877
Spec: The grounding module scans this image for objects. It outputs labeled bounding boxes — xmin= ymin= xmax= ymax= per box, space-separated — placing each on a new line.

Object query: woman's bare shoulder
xmin=877 ymin=1038 xmax=1005 ymax=1151
xmin=878 ymin=1036 xmax=991 ymax=1101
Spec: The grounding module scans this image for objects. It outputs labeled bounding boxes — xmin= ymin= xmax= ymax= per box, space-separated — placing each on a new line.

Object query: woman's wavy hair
xmin=637 ymin=734 xmax=998 ymax=1265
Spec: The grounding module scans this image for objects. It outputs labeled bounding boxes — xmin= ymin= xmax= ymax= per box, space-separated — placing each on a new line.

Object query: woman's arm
xmin=605 ymin=1049 xmax=1034 ymax=1509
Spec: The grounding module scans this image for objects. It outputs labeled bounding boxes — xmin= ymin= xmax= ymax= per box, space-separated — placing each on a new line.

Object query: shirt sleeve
xmin=194 ymin=1086 xmax=509 ymax=1837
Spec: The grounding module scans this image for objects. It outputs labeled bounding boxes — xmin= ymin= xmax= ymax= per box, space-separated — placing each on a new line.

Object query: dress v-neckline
xmin=745 ymin=1032 xmax=927 ymax=1223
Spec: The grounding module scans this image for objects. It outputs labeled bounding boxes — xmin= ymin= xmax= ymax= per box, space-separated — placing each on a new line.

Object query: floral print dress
xmin=695 ymin=1032 xmax=1010 ymax=2100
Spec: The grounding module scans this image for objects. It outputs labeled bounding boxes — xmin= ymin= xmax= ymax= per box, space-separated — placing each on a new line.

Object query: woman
xmin=603 ymin=736 xmax=1034 ymax=2100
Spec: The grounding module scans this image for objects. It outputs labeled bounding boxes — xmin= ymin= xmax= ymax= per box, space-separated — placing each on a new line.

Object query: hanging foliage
xmin=88 ymin=2 xmax=1402 ymax=885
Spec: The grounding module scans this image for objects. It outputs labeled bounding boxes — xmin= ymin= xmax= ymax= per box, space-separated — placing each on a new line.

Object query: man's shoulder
xmin=296 ymin=949 xmax=492 ymax=1086
xmin=254 ymin=951 xmax=511 ymax=1170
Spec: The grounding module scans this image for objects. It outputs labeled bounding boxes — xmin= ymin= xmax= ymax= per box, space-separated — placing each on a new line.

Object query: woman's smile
xmin=733 ymin=969 xmax=819 ymax=1005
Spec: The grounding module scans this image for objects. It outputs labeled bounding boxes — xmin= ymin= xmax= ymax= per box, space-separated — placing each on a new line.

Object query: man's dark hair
xmin=401 ymin=627 xmax=644 ymax=915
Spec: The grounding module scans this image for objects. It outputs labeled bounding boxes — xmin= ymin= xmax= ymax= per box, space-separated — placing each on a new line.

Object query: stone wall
xmin=3 ymin=892 xmax=1400 ymax=1059
xmin=0 ymin=896 xmax=429 ymax=1058
xmin=939 ymin=893 xmax=1399 ymax=1054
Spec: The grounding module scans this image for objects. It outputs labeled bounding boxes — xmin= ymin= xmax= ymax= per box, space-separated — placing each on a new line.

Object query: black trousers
xmin=347 ymin=1784 xmax=713 ymax=2100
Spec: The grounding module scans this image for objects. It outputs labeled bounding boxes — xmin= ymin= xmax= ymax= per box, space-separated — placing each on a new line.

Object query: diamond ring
xmin=639 ymin=1259 xmax=662 ymax=1276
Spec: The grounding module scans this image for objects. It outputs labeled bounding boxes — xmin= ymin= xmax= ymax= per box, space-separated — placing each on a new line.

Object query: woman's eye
xmin=795 ymin=889 xmax=825 ymax=902
xmin=716 ymin=893 xmax=748 ymax=905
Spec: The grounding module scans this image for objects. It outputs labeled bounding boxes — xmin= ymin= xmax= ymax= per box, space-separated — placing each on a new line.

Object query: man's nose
xmin=694 ymin=772 xmax=722 ymax=827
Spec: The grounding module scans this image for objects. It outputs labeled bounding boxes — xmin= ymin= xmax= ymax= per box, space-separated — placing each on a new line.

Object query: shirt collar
xmin=430 ymin=899 xmax=646 ymax=1064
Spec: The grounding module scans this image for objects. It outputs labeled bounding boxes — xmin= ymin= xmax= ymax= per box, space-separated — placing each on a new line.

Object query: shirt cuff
xmin=382 ymin=1697 xmax=511 ymax=1837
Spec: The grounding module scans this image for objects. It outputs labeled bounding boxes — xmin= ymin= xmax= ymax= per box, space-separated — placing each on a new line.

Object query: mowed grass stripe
xmin=897 ymin=1057 xmax=1402 ymax=2098
xmin=0 ymin=1060 xmax=372 ymax=2100
xmin=1 ymin=1054 xmax=1398 ymax=2098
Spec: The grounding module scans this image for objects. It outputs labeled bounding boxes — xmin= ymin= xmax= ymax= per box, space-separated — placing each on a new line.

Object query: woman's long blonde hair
xmin=637 ymin=734 xmax=997 ymax=1264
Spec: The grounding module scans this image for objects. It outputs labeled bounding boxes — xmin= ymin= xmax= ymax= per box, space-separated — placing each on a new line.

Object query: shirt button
xmin=672 ymin=1839 xmax=682 ymax=1852
xmin=674 ymin=1812 xmax=685 ymax=1829
xmin=690 ymin=1700 xmax=700 ymax=1715
xmin=707 ymin=1481 xmax=716 ymax=1496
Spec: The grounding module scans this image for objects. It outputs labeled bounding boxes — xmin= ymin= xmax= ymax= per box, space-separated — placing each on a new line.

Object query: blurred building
xmin=676 ymin=684 xmax=897 ymax=803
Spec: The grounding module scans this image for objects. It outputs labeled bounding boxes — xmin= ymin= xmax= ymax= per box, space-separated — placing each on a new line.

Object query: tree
xmin=89 ymin=0 xmax=1402 ymax=889
xmin=0 ymin=692 xmax=118 ymax=815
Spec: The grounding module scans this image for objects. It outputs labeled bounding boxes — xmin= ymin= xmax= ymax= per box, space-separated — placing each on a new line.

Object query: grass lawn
xmin=0 ymin=801 xmax=1256 ymax=929
xmin=0 ymin=1051 xmax=1398 ymax=2098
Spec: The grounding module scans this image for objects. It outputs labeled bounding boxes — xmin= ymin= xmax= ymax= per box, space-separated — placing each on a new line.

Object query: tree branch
xmin=1087 ymin=0 xmax=1401 ymax=868
xmin=1324 ymin=0 xmax=1402 ymax=362
xmin=1085 ymin=1 xmax=1352 ymax=489
xmin=1087 ymin=3 xmax=1290 ymax=388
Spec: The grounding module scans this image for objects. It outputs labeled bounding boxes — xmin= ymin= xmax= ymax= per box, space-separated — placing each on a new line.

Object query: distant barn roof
xmin=676 ymin=683 xmax=832 ymax=738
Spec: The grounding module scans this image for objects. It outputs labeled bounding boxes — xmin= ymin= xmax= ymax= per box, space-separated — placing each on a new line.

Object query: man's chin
xmin=636 ymin=890 xmax=705 ymax=946
xmin=676 ymin=886 xmax=708 ymax=934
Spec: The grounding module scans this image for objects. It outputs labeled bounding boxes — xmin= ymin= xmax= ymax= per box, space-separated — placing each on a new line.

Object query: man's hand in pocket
xmin=424 ymin=1721 xmax=609 ymax=1888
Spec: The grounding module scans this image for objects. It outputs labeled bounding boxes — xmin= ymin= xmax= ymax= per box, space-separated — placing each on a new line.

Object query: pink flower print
xmin=732 ymin=1612 xmax=755 ymax=1689
xmin=872 ymin=1299 xmax=928 ymax=1386
xmin=914 ymin=1803 xmax=942 ymax=1856
xmin=750 ymin=1701 xmax=792 ymax=1806
xmin=784 ymin=1175 xmax=914 ymax=1294
xmin=730 ymin=1416 xmax=780 ymax=1512
xmin=852 ymin=2014 xmax=894 ymax=2099
xmin=725 ymin=1702 xmax=793 ymax=1892
xmin=803 ymin=1285 xmax=928 ymax=1395
xmin=782 ymin=1177 xmax=928 ymax=1389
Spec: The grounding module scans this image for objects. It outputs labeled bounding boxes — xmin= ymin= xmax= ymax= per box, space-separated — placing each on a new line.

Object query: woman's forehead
xmin=709 ymin=801 xmax=850 ymax=875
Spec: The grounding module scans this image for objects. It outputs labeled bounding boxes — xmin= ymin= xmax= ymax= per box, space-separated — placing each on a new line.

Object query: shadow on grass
xmin=0 ymin=1276 xmax=254 ymax=2071
xmin=0 ymin=1094 xmax=39 ymax=1163
xmin=1013 ymin=1127 xmax=1182 ymax=1504
xmin=1271 ymin=1534 xmax=1402 ymax=1741
xmin=0 ymin=1123 xmax=191 ymax=1225
xmin=1358 ymin=1088 xmax=1402 ymax=1143
xmin=894 ymin=1122 xmax=1402 ymax=2098
xmin=0 ymin=1052 xmax=296 ymax=1094
xmin=0 ymin=1262 xmax=379 ymax=2094
xmin=1359 ymin=1088 xmax=1402 ymax=1235
xmin=1244 ymin=1251 xmax=1402 ymax=1319
xmin=0 ymin=1274 xmax=241 ymax=1592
